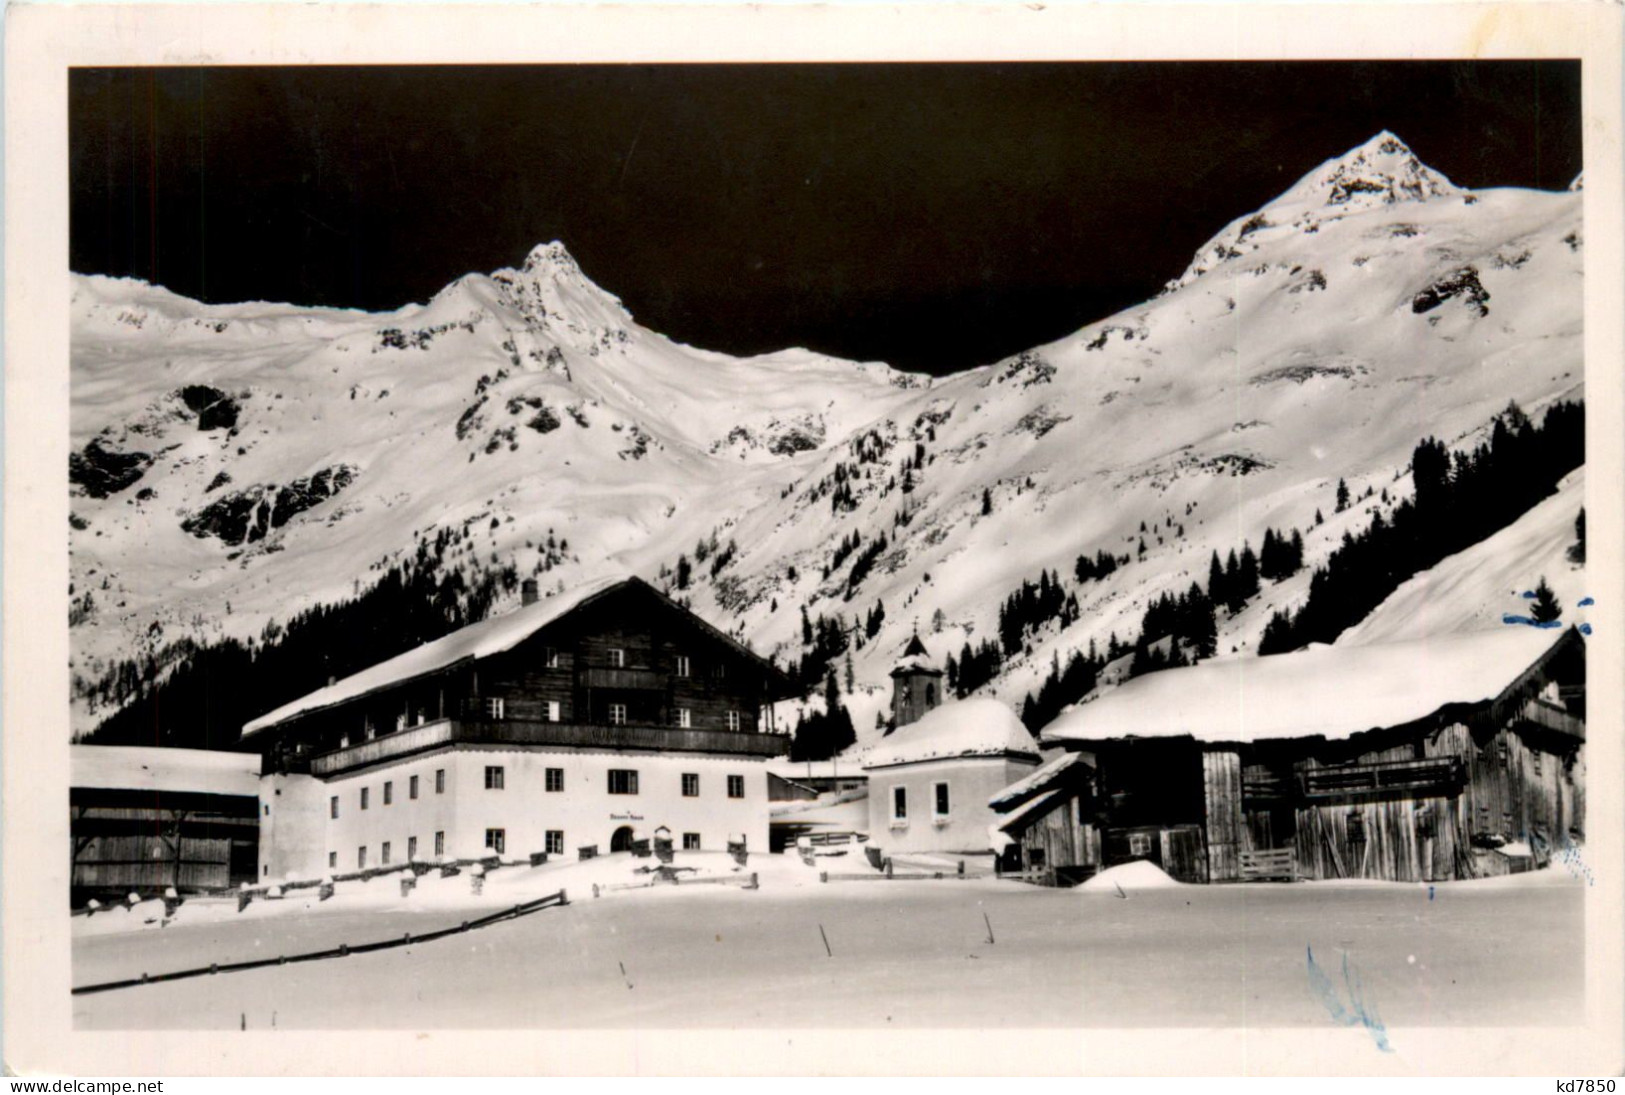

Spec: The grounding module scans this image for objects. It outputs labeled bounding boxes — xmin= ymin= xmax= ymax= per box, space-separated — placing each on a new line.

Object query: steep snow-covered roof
xmin=71 ymin=745 xmax=261 ymax=798
xmin=890 ymin=633 xmax=941 ymax=676
xmin=994 ymin=789 xmax=1063 ymax=833
xmin=1041 ymin=628 xmax=1574 ymax=747
xmin=863 ymin=697 xmax=1040 ymax=769
xmin=244 ymin=576 xmax=625 ymax=737
xmin=988 ymin=750 xmax=1090 ymax=812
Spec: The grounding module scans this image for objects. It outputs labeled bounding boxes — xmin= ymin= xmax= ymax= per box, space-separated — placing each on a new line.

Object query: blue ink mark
xmin=1307 ymin=946 xmax=1392 ymax=1052
xmin=1502 ymin=614 xmax=1563 ymax=629
xmin=1578 ymin=596 xmax=1595 ymax=607
xmin=1521 ymin=590 xmax=1537 ymax=599
xmin=1428 ymin=885 xmax=1435 ymax=901
xmin=1580 ymin=622 xmax=1593 ymax=635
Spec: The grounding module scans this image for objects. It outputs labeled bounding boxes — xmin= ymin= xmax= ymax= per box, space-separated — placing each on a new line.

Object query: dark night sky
xmin=70 ymin=62 xmax=1581 ymax=375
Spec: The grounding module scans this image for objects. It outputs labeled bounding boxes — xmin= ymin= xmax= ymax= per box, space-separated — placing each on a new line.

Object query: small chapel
xmin=861 ymin=635 xmax=1041 ymax=857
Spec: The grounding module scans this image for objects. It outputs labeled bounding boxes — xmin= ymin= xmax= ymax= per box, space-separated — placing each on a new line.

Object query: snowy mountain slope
xmin=69 ymin=133 xmax=1584 ymax=746
xmin=1336 ymin=469 xmax=1588 ymax=646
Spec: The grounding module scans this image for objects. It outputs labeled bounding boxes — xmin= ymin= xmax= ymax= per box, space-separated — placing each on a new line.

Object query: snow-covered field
xmin=72 ymin=851 xmax=1584 ymax=1031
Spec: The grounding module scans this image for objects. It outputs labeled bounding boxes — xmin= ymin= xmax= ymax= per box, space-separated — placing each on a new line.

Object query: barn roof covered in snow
xmin=1041 ymin=627 xmax=1580 ymax=748
xmin=863 ymin=696 xmax=1040 ymax=769
xmin=243 ymin=575 xmax=793 ymax=738
xmin=71 ymin=745 xmax=261 ymax=798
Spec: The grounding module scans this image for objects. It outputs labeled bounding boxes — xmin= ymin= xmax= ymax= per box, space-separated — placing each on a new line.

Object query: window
xmin=409 ymin=775 xmax=419 ymax=800
xmin=683 ymin=833 xmax=702 ymax=850
xmin=892 ymin=786 xmax=907 ymax=822
xmin=360 ymin=787 xmax=369 ymax=810
xmin=435 ymin=769 xmax=446 ymax=794
xmin=1347 ymin=810 xmax=1367 ymax=844
xmin=547 ymin=700 xmax=561 ymax=723
xmin=545 ymin=767 xmax=564 ymax=792
xmin=726 ymin=710 xmax=741 ymax=732
xmin=484 ymin=696 xmax=505 ymax=720
xmin=382 ymin=841 xmax=392 ymax=865
xmin=395 ymin=713 xmax=407 ymax=733
xmin=330 ymin=796 xmax=339 ymax=820
xmin=609 ymin=648 xmax=625 ymax=668
xmin=713 ymin=663 xmax=727 ymax=679
xmin=609 ymin=703 xmax=627 ymax=726
xmin=728 ymin=774 xmax=746 ymax=800
xmin=407 ymin=836 xmax=418 ymax=861
xmin=485 ymin=766 xmax=505 ymax=790
xmin=676 ymin=655 xmax=690 ymax=677
xmin=434 ymin=831 xmax=445 ymax=858
xmin=328 ymin=851 xmax=337 ymax=869
xmin=485 ymin=829 xmax=505 ymax=855
xmin=934 ymin=781 xmax=951 ymax=819
xmin=682 ymin=773 xmax=700 ymax=797
xmin=609 ymin=769 xmax=639 ymax=795
xmin=1128 ymin=832 xmax=1152 ymax=857
xmin=926 ymin=683 xmax=937 ymax=706
xmin=546 ymin=830 xmax=565 ymax=855
xmin=676 ymin=708 xmax=692 ymax=729
xmin=545 ymin=647 xmax=560 ymax=669
xmin=358 ymin=846 xmax=368 ymax=869
xmin=383 ymin=780 xmax=393 ymax=806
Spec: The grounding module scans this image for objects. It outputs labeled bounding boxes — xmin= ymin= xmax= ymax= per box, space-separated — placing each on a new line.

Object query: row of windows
xmin=480 ymin=697 xmax=743 ymax=730
xmin=332 ymin=767 xmax=749 ymax=817
xmin=539 ymin=646 xmax=727 ymax=679
xmin=890 ymin=782 xmax=952 ymax=824
xmin=337 ymin=828 xmax=710 ymax=868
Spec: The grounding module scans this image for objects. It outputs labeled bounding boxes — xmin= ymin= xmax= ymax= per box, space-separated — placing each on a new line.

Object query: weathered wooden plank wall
xmin=72 ymin=835 xmax=233 ymax=891
xmin=1202 ymin=751 xmax=1243 ymax=882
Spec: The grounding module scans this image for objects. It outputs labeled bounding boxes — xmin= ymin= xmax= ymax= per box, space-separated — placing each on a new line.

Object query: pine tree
xmin=981 ymin=488 xmax=993 ymax=516
xmin=1530 ymin=577 xmax=1563 ymax=624
xmin=1335 ymin=478 xmax=1350 ymax=513
xmin=1207 ymin=551 xmax=1226 ymax=609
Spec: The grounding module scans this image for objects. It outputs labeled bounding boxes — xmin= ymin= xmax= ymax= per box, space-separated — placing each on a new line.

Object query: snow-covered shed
xmin=992 ymin=627 xmax=1586 ymax=884
xmin=864 ymin=696 xmax=1041 ymax=857
xmin=70 ymin=745 xmax=262 ymax=901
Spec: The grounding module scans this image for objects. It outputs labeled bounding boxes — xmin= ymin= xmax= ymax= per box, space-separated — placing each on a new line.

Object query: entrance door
xmin=610 ymin=826 xmax=635 ymax=852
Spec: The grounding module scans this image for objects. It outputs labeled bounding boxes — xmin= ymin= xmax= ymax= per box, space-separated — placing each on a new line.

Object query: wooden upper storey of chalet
xmin=243 ymin=576 xmax=797 ymax=741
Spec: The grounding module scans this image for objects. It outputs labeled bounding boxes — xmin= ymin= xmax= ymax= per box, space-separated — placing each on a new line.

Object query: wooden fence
xmin=1238 ymin=847 xmax=1297 ymax=882
xmin=71 ymin=890 xmax=569 ymax=995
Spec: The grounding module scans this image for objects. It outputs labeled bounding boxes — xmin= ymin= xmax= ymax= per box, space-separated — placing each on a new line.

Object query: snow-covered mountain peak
xmin=1168 ymin=131 xmax=1466 ymax=291
xmin=486 ymin=240 xmax=634 ymax=334
xmin=1282 ymin=130 xmax=1459 ymax=210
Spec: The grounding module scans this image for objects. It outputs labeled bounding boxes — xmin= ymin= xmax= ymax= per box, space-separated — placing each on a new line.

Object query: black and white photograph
xmin=5 ymin=1 xmax=1623 ymax=1079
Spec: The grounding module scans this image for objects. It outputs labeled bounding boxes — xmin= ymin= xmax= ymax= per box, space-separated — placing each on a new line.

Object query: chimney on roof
xmin=521 ymin=578 xmax=540 ymax=607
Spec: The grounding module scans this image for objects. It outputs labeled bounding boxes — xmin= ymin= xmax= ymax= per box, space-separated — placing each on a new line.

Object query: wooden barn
xmin=990 ymin=627 xmax=1585 ymax=885
xmin=70 ymin=745 xmax=262 ymax=904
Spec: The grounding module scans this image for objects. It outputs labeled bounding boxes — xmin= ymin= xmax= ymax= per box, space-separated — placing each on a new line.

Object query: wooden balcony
xmin=578 ymin=667 xmax=665 ymax=691
xmin=309 ymin=717 xmax=787 ymax=776
xmin=1299 ymin=756 xmax=1464 ymax=801
xmin=1516 ymin=698 xmax=1585 ymax=740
